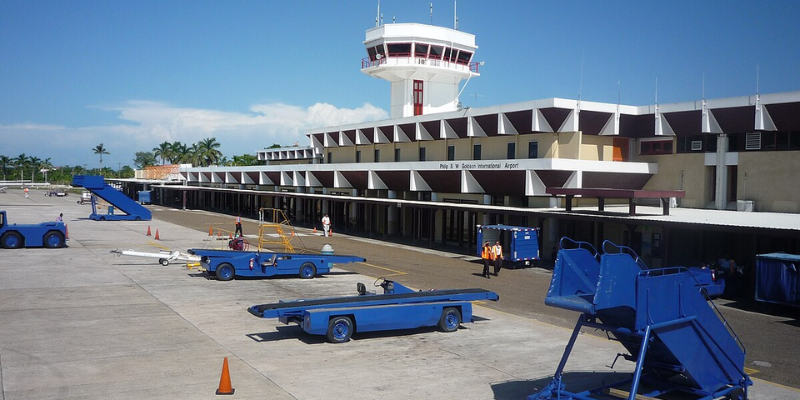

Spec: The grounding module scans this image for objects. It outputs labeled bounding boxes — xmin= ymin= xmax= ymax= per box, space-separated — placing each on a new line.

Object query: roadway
xmin=151 ymin=207 xmax=800 ymax=390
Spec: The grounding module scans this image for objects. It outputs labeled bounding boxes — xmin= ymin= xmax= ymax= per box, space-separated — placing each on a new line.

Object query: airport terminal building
xmin=133 ymin=21 xmax=800 ymax=280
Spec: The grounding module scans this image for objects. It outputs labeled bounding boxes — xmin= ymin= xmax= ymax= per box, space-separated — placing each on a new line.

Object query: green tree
xmin=93 ymin=143 xmax=109 ymax=173
xmin=196 ymin=137 xmax=223 ymax=167
xmin=0 ymin=155 xmax=11 ymax=180
xmin=171 ymin=141 xmax=190 ymax=164
xmin=133 ymin=151 xmax=158 ymax=169
xmin=15 ymin=153 xmax=27 ymax=181
xmin=28 ymin=156 xmax=41 ymax=182
xmin=153 ymin=141 xmax=172 ymax=165
xmin=230 ymin=154 xmax=259 ymax=166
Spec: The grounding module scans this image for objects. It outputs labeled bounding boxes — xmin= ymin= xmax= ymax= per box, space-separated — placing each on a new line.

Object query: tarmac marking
xmin=744 ymin=367 xmax=759 ymax=375
xmin=357 ymin=262 xmax=407 ymax=277
xmin=147 ymin=241 xmax=171 ymax=251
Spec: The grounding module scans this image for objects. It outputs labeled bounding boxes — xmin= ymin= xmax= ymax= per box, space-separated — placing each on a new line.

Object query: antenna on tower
xmin=655 ymin=77 xmax=658 ymax=104
xmin=454 ymin=0 xmax=458 ymax=30
xmin=430 ymin=3 xmax=433 ymax=25
xmin=756 ymin=63 xmax=760 ymax=95
xmin=578 ymin=51 xmax=584 ymax=102
xmin=376 ymin=0 xmax=380 ymax=27
xmin=702 ymin=71 xmax=706 ymax=100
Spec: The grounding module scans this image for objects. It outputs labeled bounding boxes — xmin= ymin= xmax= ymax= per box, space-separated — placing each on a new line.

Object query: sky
xmin=1 ymin=0 xmax=799 ymax=169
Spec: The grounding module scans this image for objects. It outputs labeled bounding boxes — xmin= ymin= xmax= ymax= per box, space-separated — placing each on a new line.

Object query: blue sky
xmin=2 ymin=0 xmax=799 ymax=169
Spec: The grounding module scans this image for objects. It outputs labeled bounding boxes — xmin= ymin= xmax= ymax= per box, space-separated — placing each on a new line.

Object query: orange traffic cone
xmin=65 ymin=224 xmax=69 ymax=240
xmin=209 ymin=226 xmax=213 ymax=236
xmin=291 ymin=230 xmax=296 ymax=237
xmin=313 ymin=226 xmax=317 ymax=234
xmin=216 ymin=357 xmax=235 ymax=395
xmin=154 ymin=229 xmax=160 ymax=240
xmin=146 ymin=226 xmax=152 ymax=236
xmin=329 ymin=227 xmax=333 ymax=237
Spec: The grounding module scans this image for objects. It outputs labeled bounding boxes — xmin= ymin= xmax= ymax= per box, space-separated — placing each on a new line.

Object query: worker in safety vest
xmin=234 ymin=216 xmax=243 ymax=237
xmin=480 ymin=241 xmax=492 ymax=279
xmin=321 ymin=214 xmax=331 ymax=237
xmin=492 ymin=241 xmax=504 ymax=276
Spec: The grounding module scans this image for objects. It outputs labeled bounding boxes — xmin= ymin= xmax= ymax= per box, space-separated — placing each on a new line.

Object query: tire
xmin=135 ymin=216 xmax=141 ymax=221
xmin=1 ymin=231 xmax=23 ymax=249
xmin=43 ymin=231 xmax=65 ymax=248
xmin=216 ymin=263 xmax=235 ymax=281
xmin=726 ymin=387 xmax=746 ymax=400
xmin=326 ymin=316 xmax=354 ymax=343
xmin=437 ymin=307 xmax=461 ymax=333
xmin=299 ymin=262 xmax=317 ymax=279
xmin=99 ymin=217 xmax=106 ymax=221
xmin=159 ymin=258 xmax=169 ymax=266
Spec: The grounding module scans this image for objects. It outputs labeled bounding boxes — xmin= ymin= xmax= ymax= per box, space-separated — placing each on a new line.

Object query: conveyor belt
xmin=251 ymin=288 xmax=496 ymax=314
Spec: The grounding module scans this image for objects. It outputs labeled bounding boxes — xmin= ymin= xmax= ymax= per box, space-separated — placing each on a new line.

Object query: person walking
xmin=492 ymin=241 xmax=504 ymax=276
xmin=481 ymin=241 xmax=492 ymax=279
xmin=321 ymin=214 xmax=331 ymax=237
xmin=56 ymin=213 xmax=63 ymax=222
xmin=234 ymin=215 xmax=243 ymax=237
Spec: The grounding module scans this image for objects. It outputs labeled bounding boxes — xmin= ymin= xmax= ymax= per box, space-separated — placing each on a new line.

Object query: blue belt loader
xmin=188 ymin=248 xmax=365 ymax=281
xmin=530 ymin=237 xmax=750 ymax=400
xmin=248 ymin=278 xmax=499 ymax=343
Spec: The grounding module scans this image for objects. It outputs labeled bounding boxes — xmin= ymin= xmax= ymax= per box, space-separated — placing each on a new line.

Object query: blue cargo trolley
xmin=249 ymin=278 xmax=499 ymax=343
xmin=477 ymin=224 xmax=540 ymax=268
xmin=530 ymin=237 xmax=750 ymax=400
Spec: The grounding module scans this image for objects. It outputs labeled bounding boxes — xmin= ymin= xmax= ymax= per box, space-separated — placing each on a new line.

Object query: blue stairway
xmin=533 ymin=238 xmax=750 ymax=400
xmin=73 ymin=175 xmax=152 ymax=221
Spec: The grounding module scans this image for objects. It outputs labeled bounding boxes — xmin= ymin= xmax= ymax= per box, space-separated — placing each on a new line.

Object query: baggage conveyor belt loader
xmin=529 ymin=237 xmax=751 ymax=400
xmin=248 ymin=278 xmax=499 ymax=343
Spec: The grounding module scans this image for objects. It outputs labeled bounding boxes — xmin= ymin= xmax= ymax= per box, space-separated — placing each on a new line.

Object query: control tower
xmin=361 ymin=23 xmax=481 ymax=119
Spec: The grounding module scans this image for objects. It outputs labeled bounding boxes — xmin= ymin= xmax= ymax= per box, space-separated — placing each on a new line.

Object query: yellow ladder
xmin=257 ymin=208 xmax=300 ymax=253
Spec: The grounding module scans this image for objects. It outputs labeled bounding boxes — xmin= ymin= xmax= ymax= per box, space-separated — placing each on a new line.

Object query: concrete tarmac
xmin=0 ymin=189 xmax=797 ymax=399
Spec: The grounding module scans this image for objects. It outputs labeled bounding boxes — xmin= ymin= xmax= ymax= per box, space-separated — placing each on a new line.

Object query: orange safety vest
xmin=481 ymin=245 xmax=491 ymax=260
xmin=492 ymin=244 xmax=503 ymax=259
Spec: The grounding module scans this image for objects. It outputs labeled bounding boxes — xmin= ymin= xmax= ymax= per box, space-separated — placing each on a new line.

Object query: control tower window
xmin=414 ymin=43 xmax=429 ymax=58
xmin=387 ymin=43 xmax=411 ymax=57
xmin=443 ymin=47 xmax=452 ymax=62
xmin=456 ymin=50 xmax=472 ymax=65
xmin=429 ymin=45 xmax=444 ymax=60
xmin=368 ymin=45 xmax=386 ymax=62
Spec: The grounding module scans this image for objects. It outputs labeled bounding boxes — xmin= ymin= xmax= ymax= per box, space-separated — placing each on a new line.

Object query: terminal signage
xmin=439 ymin=162 xmax=520 ymax=170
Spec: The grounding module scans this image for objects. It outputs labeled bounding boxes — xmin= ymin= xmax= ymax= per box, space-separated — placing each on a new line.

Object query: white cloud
xmin=0 ymin=101 xmax=388 ymax=167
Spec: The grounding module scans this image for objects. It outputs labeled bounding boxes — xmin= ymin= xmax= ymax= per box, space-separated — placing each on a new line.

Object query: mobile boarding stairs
xmin=530 ymin=237 xmax=751 ymax=400
xmin=72 ymin=175 xmax=152 ymax=221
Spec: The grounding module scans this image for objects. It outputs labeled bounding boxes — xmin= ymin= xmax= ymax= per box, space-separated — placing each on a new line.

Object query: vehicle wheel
xmin=135 ymin=216 xmax=141 ymax=221
xmin=43 ymin=231 xmax=65 ymax=248
xmin=99 ymin=217 xmax=105 ymax=221
xmin=326 ymin=316 xmax=353 ymax=343
xmin=1 ymin=231 xmax=23 ymax=249
xmin=216 ymin=263 xmax=235 ymax=281
xmin=159 ymin=258 xmax=169 ymax=266
xmin=299 ymin=262 xmax=317 ymax=279
xmin=437 ymin=307 xmax=461 ymax=332
xmin=726 ymin=387 xmax=746 ymax=400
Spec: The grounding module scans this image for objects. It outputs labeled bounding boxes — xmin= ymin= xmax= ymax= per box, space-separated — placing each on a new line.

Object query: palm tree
xmin=171 ymin=141 xmax=190 ymax=164
xmin=15 ymin=153 xmax=27 ymax=182
xmin=93 ymin=143 xmax=110 ymax=173
xmin=0 ymin=155 xmax=11 ymax=180
xmin=28 ymin=156 xmax=41 ymax=183
xmin=40 ymin=158 xmax=53 ymax=182
xmin=196 ymin=137 xmax=222 ymax=167
xmin=153 ymin=141 xmax=172 ymax=165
